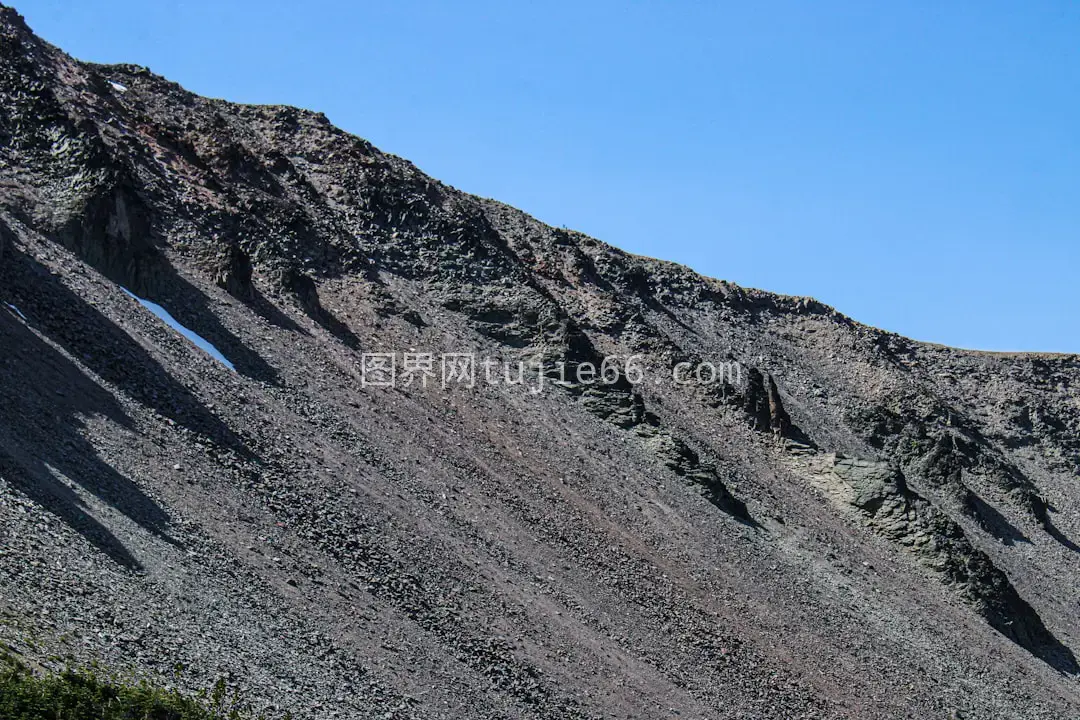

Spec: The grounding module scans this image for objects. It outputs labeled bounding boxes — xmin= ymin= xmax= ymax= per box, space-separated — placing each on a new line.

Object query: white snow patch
xmin=109 ymin=81 xmax=128 ymax=93
xmin=121 ymin=288 xmax=236 ymax=372
xmin=5 ymin=303 xmax=27 ymax=321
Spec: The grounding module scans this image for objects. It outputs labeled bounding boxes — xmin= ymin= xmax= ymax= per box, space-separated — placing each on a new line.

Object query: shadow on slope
xmin=962 ymin=489 xmax=1031 ymax=546
xmin=1040 ymin=501 xmax=1080 ymax=555
xmin=0 ymin=307 xmax=177 ymax=569
xmin=1 ymin=245 xmax=248 ymax=454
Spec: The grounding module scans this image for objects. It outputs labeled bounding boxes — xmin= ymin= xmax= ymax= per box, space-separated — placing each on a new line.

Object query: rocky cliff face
xmin=2 ymin=5 xmax=1080 ymax=718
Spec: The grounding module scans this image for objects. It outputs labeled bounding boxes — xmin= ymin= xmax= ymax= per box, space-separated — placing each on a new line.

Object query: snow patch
xmin=5 ymin=303 xmax=27 ymax=321
xmin=121 ymin=288 xmax=236 ymax=372
xmin=109 ymin=80 xmax=128 ymax=93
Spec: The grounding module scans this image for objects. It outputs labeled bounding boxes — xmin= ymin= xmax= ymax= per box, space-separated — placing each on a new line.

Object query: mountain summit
xmin=2 ymin=5 xmax=1079 ymax=718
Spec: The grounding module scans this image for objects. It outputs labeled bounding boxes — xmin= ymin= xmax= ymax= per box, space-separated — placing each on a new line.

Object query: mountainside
xmin=2 ymin=5 xmax=1080 ymax=718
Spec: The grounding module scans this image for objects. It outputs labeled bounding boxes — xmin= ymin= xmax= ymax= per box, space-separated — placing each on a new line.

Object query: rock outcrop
xmin=811 ymin=454 xmax=1077 ymax=674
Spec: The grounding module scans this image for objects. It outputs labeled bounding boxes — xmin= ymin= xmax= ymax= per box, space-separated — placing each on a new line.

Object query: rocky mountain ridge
xmin=2 ymin=4 xmax=1080 ymax=718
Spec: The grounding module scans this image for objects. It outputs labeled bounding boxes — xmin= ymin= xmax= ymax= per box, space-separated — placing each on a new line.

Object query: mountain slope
xmin=2 ymin=5 xmax=1079 ymax=718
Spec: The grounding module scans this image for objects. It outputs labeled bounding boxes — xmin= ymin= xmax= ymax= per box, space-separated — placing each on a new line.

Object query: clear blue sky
xmin=14 ymin=1 xmax=1080 ymax=352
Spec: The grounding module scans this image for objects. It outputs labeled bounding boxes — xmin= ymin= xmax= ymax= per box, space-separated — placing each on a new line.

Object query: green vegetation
xmin=0 ymin=652 xmax=276 ymax=720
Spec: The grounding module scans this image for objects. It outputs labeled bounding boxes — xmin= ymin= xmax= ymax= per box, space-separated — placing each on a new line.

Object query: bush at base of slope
xmin=0 ymin=652 xmax=284 ymax=720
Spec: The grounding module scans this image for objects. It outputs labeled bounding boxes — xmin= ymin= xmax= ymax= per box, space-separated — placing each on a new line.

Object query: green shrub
xmin=0 ymin=652 xmax=273 ymax=720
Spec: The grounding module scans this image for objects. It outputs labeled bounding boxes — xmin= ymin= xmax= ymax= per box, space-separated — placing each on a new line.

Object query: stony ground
xmin=2 ymin=4 xmax=1080 ymax=718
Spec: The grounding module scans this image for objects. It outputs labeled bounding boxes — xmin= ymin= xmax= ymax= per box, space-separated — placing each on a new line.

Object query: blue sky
xmin=15 ymin=1 xmax=1080 ymax=352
